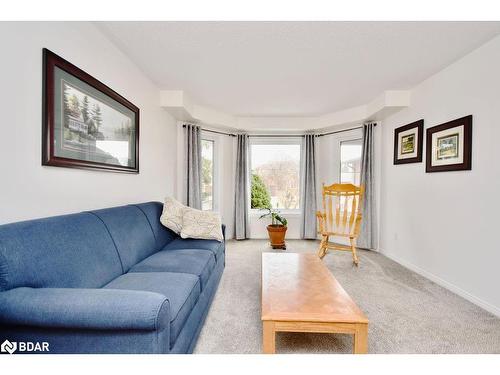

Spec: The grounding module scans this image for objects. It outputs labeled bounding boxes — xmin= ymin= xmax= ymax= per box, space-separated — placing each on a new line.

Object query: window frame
xmin=200 ymin=134 xmax=219 ymax=212
xmin=248 ymin=136 xmax=303 ymax=215
xmin=339 ymin=138 xmax=363 ymax=185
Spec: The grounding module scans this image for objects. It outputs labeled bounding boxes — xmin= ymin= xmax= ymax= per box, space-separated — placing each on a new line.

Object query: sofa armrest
xmin=0 ymin=287 xmax=170 ymax=332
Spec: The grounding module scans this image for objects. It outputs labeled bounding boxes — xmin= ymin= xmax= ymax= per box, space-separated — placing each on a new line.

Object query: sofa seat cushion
xmin=129 ymin=250 xmax=216 ymax=290
xmin=103 ymin=272 xmax=200 ymax=348
xmin=163 ymin=238 xmax=224 ymax=263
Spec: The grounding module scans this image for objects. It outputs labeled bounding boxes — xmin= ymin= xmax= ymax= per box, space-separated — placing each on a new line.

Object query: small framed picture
xmin=426 ymin=115 xmax=472 ymax=173
xmin=393 ymin=119 xmax=424 ymax=164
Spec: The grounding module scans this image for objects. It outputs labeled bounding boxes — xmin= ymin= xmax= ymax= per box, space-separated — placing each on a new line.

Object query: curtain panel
xmin=300 ymin=134 xmax=318 ymax=239
xmin=184 ymin=124 xmax=202 ymax=209
xmin=358 ymin=122 xmax=377 ymax=249
xmin=234 ymin=134 xmax=249 ymax=240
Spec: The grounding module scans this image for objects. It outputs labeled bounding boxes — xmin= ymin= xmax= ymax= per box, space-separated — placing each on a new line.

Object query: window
xmin=201 ymin=139 xmax=214 ymax=210
xmin=250 ymin=140 xmax=301 ymax=210
xmin=340 ymin=139 xmax=362 ymax=185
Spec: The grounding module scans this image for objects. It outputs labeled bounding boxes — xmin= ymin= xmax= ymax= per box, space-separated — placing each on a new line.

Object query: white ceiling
xmin=97 ymin=22 xmax=500 ymax=117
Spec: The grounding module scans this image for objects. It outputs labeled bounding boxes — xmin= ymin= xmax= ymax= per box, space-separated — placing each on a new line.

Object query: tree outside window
xmin=251 ymin=174 xmax=271 ymax=209
xmin=250 ymin=143 xmax=301 ymax=210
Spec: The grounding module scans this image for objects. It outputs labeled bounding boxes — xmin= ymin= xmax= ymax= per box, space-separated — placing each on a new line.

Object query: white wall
xmin=379 ymin=34 xmax=500 ymax=316
xmin=0 ymin=22 xmax=177 ymax=224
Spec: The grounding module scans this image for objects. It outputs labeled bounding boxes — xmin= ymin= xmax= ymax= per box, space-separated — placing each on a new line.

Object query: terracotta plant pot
xmin=267 ymin=224 xmax=287 ymax=249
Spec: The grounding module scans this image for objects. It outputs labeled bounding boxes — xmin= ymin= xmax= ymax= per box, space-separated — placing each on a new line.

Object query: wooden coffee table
xmin=261 ymin=252 xmax=369 ymax=354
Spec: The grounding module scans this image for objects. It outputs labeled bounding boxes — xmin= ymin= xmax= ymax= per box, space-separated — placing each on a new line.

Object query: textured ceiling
xmin=97 ymin=21 xmax=500 ymax=116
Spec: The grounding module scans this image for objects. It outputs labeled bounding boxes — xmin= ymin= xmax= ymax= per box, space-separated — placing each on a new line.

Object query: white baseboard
xmin=381 ymin=251 xmax=500 ymax=318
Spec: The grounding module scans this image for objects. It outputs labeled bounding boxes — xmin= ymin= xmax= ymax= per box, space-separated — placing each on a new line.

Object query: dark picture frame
xmin=426 ymin=115 xmax=472 ymax=173
xmin=42 ymin=48 xmax=140 ymax=173
xmin=393 ymin=119 xmax=424 ymax=165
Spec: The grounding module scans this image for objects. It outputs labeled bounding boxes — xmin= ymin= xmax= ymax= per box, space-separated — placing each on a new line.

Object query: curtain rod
xmin=183 ymin=123 xmax=376 ymax=138
xmin=316 ymin=124 xmax=377 ymax=137
xmin=248 ymin=134 xmax=307 ymax=138
xmin=182 ymin=125 xmax=237 ymax=137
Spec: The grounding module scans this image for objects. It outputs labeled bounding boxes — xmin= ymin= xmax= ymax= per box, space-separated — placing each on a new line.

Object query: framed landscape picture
xmin=426 ymin=115 xmax=472 ymax=173
xmin=42 ymin=48 xmax=139 ymax=173
xmin=393 ymin=119 xmax=424 ymax=164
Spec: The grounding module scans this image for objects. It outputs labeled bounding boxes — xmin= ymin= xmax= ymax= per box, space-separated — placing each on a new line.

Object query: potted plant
xmin=259 ymin=208 xmax=288 ymax=249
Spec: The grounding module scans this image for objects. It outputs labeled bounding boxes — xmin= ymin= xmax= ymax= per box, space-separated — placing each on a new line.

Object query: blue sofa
xmin=0 ymin=202 xmax=225 ymax=353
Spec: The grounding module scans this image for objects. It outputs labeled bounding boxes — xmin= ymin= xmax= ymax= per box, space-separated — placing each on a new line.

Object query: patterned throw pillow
xmin=160 ymin=197 xmax=186 ymax=234
xmin=181 ymin=207 xmax=224 ymax=242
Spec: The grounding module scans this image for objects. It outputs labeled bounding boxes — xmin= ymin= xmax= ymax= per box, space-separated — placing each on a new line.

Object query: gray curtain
xmin=358 ymin=122 xmax=377 ymax=250
xmin=184 ymin=124 xmax=202 ymax=209
xmin=234 ymin=134 xmax=249 ymax=240
xmin=300 ymin=134 xmax=318 ymax=239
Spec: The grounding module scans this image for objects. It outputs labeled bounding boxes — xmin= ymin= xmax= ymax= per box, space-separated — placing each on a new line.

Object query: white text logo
xmin=1 ymin=339 xmax=50 ymax=354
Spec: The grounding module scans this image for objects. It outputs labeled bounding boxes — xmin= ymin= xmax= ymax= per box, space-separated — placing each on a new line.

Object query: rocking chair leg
xmin=317 ymin=236 xmax=324 ymax=258
xmin=350 ymin=237 xmax=359 ymax=266
xmin=318 ymin=235 xmax=329 ymax=259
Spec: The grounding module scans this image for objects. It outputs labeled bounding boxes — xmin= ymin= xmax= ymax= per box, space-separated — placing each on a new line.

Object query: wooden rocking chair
xmin=316 ymin=183 xmax=364 ymax=265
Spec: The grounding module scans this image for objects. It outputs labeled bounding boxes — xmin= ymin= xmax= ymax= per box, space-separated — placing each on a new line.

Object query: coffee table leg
xmin=353 ymin=323 xmax=368 ymax=354
xmin=263 ymin=321 xmax=276 ymax=354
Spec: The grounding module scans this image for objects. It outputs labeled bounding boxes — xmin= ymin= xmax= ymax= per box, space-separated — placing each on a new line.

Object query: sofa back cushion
xmin=133 ymin=202 xmax=177 ymax=250
xmin=0 ymin=212 xmax=122 ymax=291
xmin=89 ymin=205 xmax=157 ymax=272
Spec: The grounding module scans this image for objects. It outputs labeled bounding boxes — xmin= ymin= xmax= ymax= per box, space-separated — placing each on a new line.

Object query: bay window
xmin=249 ymin=138 xmax=301 ymax=211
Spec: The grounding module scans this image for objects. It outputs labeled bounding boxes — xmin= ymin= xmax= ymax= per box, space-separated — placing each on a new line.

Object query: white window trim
xmin=330 ymin=127 xmax=363 ymax=186
xmin=339 ymin=137 xmax=363 ymax=184
xmin=201 ymin=132 xmax=219 ymax=212
xmin=315 ymin=128 xmax=363 ymax=185
xmin=248 ymin=136 xmax=303 ymax=215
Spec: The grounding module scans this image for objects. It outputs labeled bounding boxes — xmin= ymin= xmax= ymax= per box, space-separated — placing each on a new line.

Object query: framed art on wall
xmin=393 ymin=119 xmax=424 ymax=164
xmin=42 ymin=48 xmax=140 ymax=173
xmin=426 ymin=115 xmax=472 ymax=173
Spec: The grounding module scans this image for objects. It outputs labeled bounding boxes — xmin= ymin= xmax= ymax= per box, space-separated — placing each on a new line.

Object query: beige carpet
xmin=194 ymin=239 xmax=500 ymax=354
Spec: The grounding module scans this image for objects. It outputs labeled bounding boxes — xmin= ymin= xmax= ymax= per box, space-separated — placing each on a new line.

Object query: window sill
xmin=249 ymin=209 xmax=301 ymax=216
